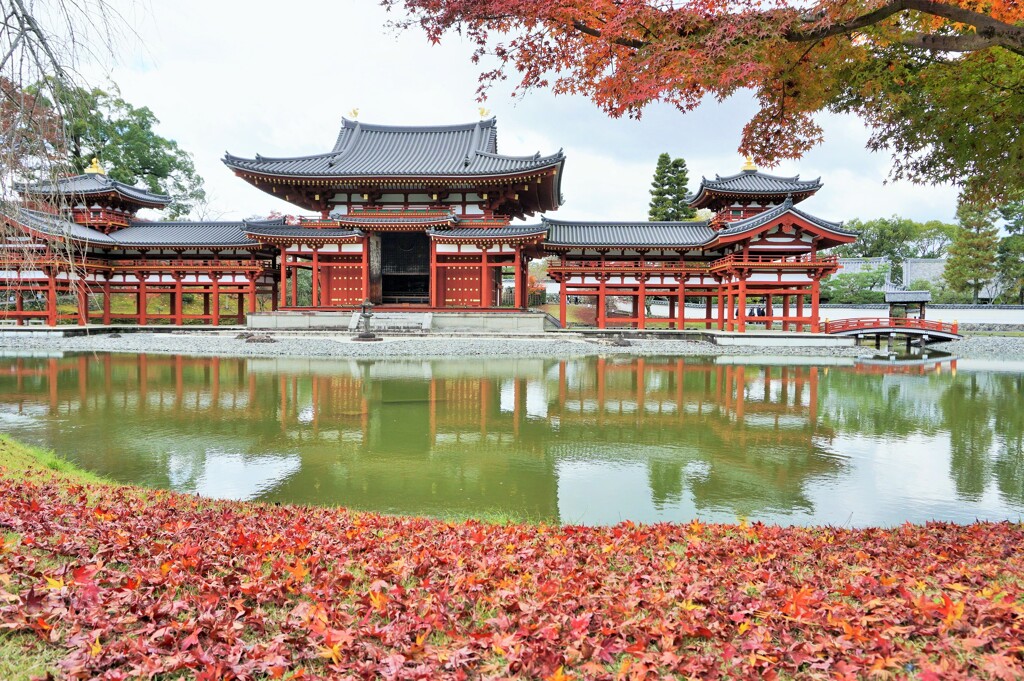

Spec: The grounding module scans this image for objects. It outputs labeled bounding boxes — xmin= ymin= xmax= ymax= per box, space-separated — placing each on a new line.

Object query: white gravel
xmin=1 ymin=331 xmax=1021 ymax=360
xmin=0 ymin=331 xmax=884 ymax=359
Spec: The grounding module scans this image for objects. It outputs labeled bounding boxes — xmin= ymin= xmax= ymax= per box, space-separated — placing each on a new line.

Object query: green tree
xmin=996 ymin=235 xmax=1024 ymax=305
xmin=820 ymin=266 xmax=886 ymax=304
xmin=915 ymin=220 xmax=958 ymax=259
xmin=998 ymin=199 xmax=1024 ymax=234
xmin=834 ymin=216 xmax=919 ymax=281
xmin=907 ymin=278 xmax=972 ymax=305
xmin=648 ymin=153 xmax=695 ymax=222
xmin=944 ymin=205 xmax=999 ymax=303
xmin=40 ymin=82 xmax=206 ymax=218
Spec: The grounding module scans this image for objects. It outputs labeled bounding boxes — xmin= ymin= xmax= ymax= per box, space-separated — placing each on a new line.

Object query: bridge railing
xmin=824 ymin=317 xmax=959 ymax=335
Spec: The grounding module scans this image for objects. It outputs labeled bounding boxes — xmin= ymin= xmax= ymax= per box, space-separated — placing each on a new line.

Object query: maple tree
xmin=384 ymin=0 xmax=1024 ymax=204
xmin=2 ymin=458 xmax=1024 ymax=679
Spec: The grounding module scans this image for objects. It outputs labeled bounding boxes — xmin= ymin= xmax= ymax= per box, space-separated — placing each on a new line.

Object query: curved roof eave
xmin=222 ymin=159 xmax=564 ymax=182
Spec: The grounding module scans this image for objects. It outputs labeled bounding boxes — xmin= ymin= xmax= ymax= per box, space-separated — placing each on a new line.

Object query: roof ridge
xmin=338 ymin=118 xmax=498 ymax=134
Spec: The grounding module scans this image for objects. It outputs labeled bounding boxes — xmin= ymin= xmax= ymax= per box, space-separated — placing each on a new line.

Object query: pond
xmin=1 ymin=351 xmax=1022 ymax=526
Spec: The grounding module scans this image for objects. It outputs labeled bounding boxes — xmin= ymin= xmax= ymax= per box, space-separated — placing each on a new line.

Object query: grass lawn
xmin=1 ymin=437 xmax=1023 ymax=679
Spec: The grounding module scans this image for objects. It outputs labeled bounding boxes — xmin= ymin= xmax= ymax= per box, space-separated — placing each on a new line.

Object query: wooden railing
xmin=549 ymin=253 xmax=839 ymax=276
xmin=824 ymin=317 xmax=959 ymax=335
xmin=708 ymin=253 xmax=839 ymax=270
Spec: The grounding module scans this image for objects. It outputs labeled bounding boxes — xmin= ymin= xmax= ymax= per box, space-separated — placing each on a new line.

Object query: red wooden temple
xmin=0 ymin=118 xmax=855 ymax=330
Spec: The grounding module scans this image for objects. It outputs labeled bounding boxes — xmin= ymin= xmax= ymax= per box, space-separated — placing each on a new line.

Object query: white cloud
xmin=80 ymin=0 xmax=957 ymax=224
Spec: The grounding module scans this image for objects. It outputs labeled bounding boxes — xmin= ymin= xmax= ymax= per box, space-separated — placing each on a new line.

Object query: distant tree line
xmin=827 ymin=200 xmax=1024 ymax=304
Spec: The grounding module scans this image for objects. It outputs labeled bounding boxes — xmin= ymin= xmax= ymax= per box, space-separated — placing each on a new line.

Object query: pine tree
xmin=944 ymin=205 xmax=999 ymax=304
xmin=648 ymin=153 xmax=695 ymax=221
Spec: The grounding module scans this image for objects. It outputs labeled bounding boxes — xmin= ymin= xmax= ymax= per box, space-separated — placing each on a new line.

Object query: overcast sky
xmin=82 ymin=0 xmax=960 ymax=225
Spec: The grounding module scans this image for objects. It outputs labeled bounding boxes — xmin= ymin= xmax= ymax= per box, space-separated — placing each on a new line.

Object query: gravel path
xmin=2 ymin=330 xmax=1022 ymax=360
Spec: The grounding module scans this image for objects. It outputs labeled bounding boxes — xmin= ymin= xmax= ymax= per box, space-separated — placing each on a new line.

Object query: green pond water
xmin=1 ymin=351 xmax=1022 ymax=526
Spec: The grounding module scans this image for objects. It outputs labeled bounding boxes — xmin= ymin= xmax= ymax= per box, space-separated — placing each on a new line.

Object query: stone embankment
xmin=3 ymin=330 xmax=1024 ymax=360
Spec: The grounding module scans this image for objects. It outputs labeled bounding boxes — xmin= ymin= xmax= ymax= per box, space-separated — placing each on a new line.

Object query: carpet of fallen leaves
xmin=1 ymin=470 xmax=1024 ymax=680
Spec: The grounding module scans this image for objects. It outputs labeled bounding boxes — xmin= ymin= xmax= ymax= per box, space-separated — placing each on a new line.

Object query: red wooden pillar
xmin=479 ymin=249 xmax=489 ymax=309
xmin=668 ymin=298 xmax=675 ymax=329
xmin=513 ymin=248 xmax=524 ymax=309
xmin=173 ymin=275 xmax=184 ymax=326
xmin=765 ymin=293 xmax=773 ymax=331
xmin=810 ymin=277 xmax=821 ymax=333
xmin=796 ymin=290 xmax=804 ymax=333
xmin=638 ymin=275 xmax=647 ymax=330
xmin=361 ymin=237 xmax=370 ymax=303
xmin=677 ymin=276 xmax=686 ymax=330
xmin=429 ymin=243 xmax=439 ymax=308
xmin=102 ymin=280 xmax=111 ymax=325
xmin=782 ymin=294 xmax=790 ymax=331
xmin=716 ymin=287 xmax=725 ymax=331
xmin=46 ymin=268 xmax=57 ymax=327
xmin=271 ymin=278 xmax=279 ymax=311
xmin=705 ymin=295 xmax=712 ymax=330
xmin=203 ymin=293 xmax=211 ymax=320
xmin=559 ymin=273 xmax=567 ymax=328
xmin=311 ymin=248 xmax=320 ymax=307
xmin=279 ymin=247 xmax=288 ymax=309
xmin=598 ymin=275 xmax=607 ymax=329
xmin=14 ymin=288 xmax=23 ymax=326
xmin=76 ymin=279 xmax=88 ymax=326
xmin=138 ymin=275 xmax=148 ymax=326
xmin=211 ymin=277 xmax=220 ymax=327
xmin=248 ymin=276 xmax=257 ymax=314
xmin=236 ymin=293 xmax=244 ymax=324
xmin=737 ymin=276 xmax=747 ymax=333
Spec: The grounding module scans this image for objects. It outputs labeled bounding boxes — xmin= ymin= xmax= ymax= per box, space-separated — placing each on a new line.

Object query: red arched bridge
xmin=823 ymin=317 xmax=962 ymax=342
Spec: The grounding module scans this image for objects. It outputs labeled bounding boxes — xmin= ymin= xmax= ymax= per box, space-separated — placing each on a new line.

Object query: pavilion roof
xmin=331 ymin=209 xmax=459 ymax=229
xmin=15 ymin=173 xmax=171 ymax=209
xmin=223 ymin=118 xmax=564 ymax=180
xmin=114 ymin=221 xmax=259 ymax=247
xmin=1 ymin=206 xmax=115 ymax=244
xmin=428 ymin=225 xmax=549 ymax=241
xmin=542 ymin=217 xmax=714 ymax=248
xmin=242 ymin=222 xmax=364 ymax=241
xmin=718 ymin=198 xmax=854 ymax=237
xmin=0 ymin=208 xmax=261 ymax=248
xmin=688 ymin=169 xmax=821 ymax=208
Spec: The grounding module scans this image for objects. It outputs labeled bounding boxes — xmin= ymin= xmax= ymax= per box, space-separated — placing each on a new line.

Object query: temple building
xmin=0 ymin=116 xmax=855 ymax=330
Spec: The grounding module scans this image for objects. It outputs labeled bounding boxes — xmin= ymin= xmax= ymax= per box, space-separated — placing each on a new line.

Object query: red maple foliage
xmin=1 ymin=468 xmax=1023 ymax=679
xmin=382 ymin=0 xmax=1024 ymax=202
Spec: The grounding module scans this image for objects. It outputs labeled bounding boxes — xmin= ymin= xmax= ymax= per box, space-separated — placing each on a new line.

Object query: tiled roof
xmin=542 ymin=217 xmax=714 ymax=247
xmin=429 ymin=225 xmax=548 ymax=239
xmin=223 ymin=118 xmax=564 ymax=178
xmin=0 ymin=207 xmax=115 ymax=244
xmin=688 ymin=169 xmax=821 ymax=206
xmin=333 ymin=211 xmax=459 ymax=228
xmin=0 ymin=208 xmax=261 ymax=247
xmin=115 ymin=221 xmax=259 ymax=247
xmin=883 ymin=282 xmax=931 ymax=303
xmin=719 ymin=198 xmax=853 ymax=236
xmin=15 ymin=173 xmax=171 ymax=207
xmin=242 ymin=225 xmax=363 ymax=240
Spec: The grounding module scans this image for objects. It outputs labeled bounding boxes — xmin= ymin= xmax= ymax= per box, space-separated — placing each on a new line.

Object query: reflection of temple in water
xmin=4 ymin=351 xmax=1012 ymax=524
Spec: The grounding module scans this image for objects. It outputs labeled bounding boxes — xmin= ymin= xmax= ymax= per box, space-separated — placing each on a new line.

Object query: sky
xmin=79 ymin=0 xmax=960 ymax=225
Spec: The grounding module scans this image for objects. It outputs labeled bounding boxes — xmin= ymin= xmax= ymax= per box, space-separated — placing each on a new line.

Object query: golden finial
xmin=348 ymin=108 xmax=359 ymax=119
xmin=84 ymin=157 xmax=105 ymax=175
xmin=741 ymin=156 xmax=757 ymax=172
xmin=478 ymin=107 xmax=491 ymax=119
